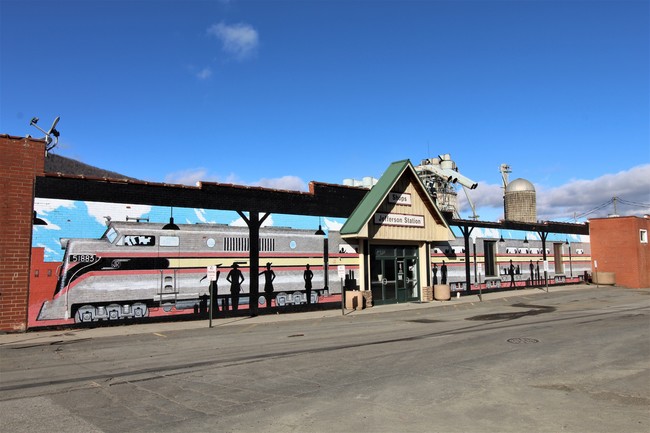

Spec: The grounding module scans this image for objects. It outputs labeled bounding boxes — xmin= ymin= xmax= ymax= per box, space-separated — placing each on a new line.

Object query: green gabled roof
xmin=341 ymin=159 xmax=449 ymax=236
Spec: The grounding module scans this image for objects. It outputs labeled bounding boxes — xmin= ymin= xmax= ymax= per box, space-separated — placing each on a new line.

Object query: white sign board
xmin=388 ymin=192 xmax=412 ymax=206
xmin=543 ymin=260 xmax=549 ymax=272
xmin=337 ymin=265 xmax=346 ymax=279
xmin=207 ymin=265 xmax=218 ymax=281
xmin=374 ymin=212 xmax=425 ymax=228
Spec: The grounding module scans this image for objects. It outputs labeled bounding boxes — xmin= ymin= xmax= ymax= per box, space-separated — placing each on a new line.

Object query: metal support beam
xmin=237 ymin=211 xmax=270 ymax=317
xmin=538 ymin=230 xmax=549 ymax=292
xmin=458 ymin=224 xmax=474 ymax=298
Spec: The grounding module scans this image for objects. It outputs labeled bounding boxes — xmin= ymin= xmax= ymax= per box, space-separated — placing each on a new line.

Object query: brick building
xmin=0 ymin=135 xmax=45 ymax=331
xmin=589 ymin=216 xmax=650 ymax=288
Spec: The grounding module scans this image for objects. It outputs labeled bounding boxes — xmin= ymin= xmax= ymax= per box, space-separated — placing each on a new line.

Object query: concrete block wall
xmin=0 ymin=135 xmax=45 ymax=331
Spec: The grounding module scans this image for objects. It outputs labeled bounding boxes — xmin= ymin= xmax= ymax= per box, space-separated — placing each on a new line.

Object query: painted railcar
xmin=37 ymin=221 xmax=358 ymax=324
xmin=431 ymin=239 xmax=592 ymax=291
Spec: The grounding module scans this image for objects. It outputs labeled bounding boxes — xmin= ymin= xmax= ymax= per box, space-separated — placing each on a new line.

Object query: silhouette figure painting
xmin=212 ymin=265 xmax=221 ymax=315
xmin=303 ymin=264 xmax=314 ymax=305
xmin=441 ymin=261 xmax=448 ymax=285
xmin=529 ymin=260 xmax=535 ymax=284
xmin=227 ymin=263 xmax=245 ymax=311
xmin=432 ymin=263 xmax=438 ymax=285
xmin=509 ymin=259 xmax=516 ymax=287
xmin=259 ymin=262 xmax=276 ymax=309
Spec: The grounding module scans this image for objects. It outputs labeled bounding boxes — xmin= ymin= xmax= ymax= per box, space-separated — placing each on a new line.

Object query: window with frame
xmin=640 ymin=229 xmax=648 ymax=244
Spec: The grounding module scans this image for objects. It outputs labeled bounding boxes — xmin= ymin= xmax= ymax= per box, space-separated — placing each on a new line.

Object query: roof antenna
xmin=29 ymin=116 xmax=60 ymax=154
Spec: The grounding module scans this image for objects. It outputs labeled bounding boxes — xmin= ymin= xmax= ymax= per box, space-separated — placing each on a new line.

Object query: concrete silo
xmin=504 ymin=178 xmax=537 ymax=223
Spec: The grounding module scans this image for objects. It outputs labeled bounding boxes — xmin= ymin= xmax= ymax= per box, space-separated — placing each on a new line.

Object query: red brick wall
xmin=0 ymin=135 xmax=45 ymax=331
xmin=590 ymin=216 xmax=650 ymax=288
xmin=28 ymin=247 xmax=61 ymax=326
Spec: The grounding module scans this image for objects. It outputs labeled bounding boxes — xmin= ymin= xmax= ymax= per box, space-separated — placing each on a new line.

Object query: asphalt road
xmin=1 ymin=285 xmax=649 ymax=433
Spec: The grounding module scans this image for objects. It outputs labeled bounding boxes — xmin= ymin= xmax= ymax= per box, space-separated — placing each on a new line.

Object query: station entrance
xmin=369 ymin=245 xmax=419 ymax=305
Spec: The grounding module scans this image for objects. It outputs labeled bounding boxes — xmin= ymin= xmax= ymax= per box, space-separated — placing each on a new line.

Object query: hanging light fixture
xmin=162 ymin=207 xmax=180 ymax=230
xmin=499 ymin=230 xmax=505 ymax=242
xmin=33 ymin=211 xmax=47 ymax=226
xmin=523 ymin=235 xmax=529 ymax=244
xmin=314 ymin=217 xmax=325 ymax=236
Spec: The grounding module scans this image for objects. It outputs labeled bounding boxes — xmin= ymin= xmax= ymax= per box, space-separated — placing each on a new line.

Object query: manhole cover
xmin=507 ymin=337 xmax=539 ymax=344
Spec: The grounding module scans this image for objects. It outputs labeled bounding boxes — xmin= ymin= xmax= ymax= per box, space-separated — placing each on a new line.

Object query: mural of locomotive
xmin=430 ymin=238 xmax=591 ymax=291
xmin=35 ymin=221 xmax=358 ymax=325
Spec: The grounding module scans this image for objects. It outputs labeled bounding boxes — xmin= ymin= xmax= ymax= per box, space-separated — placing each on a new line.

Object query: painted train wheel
xmin=75 ymin=305 xmax=96 ymax=323
xmin=276 ymin=293 xmax=287 ymax=307
xmin=106 ymin=304 xmax=121 ymax=320
xmin=132 ymin=303 xmax=148 ymax=318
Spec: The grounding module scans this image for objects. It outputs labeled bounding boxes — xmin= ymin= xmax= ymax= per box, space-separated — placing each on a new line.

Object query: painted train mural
xmin=29 ymin=199 xmax=590 ymax=328
xmin=29 ymin=199 xmax=359 ymax=327
xmin=32 ymin=220 xmax=358 ymax=326
xmin=429 ymin=239 xmax=591 ymax=292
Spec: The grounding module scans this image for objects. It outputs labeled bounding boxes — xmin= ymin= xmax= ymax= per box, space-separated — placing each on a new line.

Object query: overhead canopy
xmin=35 ymin=174 xmax=368 ymax=218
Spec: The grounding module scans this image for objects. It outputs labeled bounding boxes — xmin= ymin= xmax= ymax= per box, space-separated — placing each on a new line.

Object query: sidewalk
xmin=0 ymin=284 xmax=594 ymax=347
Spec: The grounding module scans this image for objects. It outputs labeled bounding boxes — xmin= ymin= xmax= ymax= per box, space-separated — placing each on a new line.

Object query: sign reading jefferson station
xmin=374 ymin=212 xmax=425 ymax=228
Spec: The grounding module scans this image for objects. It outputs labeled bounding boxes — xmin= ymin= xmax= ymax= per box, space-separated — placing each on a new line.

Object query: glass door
xmin=405 ymin=258 xmax=418 ymax=299
xmin=371 ymin=258 xmax=396 ymax=304
xmin=370 ymin=246 xmax=419 ymax=305
xmin=396 ymin=260 xmax=406 ymax=302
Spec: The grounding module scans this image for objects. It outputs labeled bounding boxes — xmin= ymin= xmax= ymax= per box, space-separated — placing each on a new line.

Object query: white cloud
xmin=86 ymin=202 xmax=152 ymax=225
xmin=324 ymin=217 xmax=343 ymax=231
xmin=256 ymin=176 xmax=306 ymax=191
xmin=207 ymin=22 xmax=259 ymax=60
xmin=456 ymin=182 xmax=504 ymax=221
xmin=33 ymin=220 xmax=60 ymax=231
xmin=458 ymin=164 xmax=650 ymax=223
xmin=196 ymin=67 xmax=212 ymax=79
xmin=165 ymin=168 xmax=307 ymax=192
xmin=34 ymin=198 xmax=76 ymax=213
xmin=33 ymin=198 xmax=76 ymax=230
xmin=165 ymin=168 xmax=213 ymax=185
xmin=536 ymin=164 xmax=650 ymax=221
xmin=229 ymin=214 xmax=274 ymax=227
xmin=194 ymin=208 xmax=209 ymax=223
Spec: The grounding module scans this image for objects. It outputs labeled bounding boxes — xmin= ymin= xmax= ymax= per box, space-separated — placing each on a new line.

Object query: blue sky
xmin=2 ymin=0 xmax=649 ymax=223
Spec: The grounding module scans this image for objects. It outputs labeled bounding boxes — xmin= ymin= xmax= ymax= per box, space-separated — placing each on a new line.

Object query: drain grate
xmin=507 ymin=337 xmax=539 ymax=344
